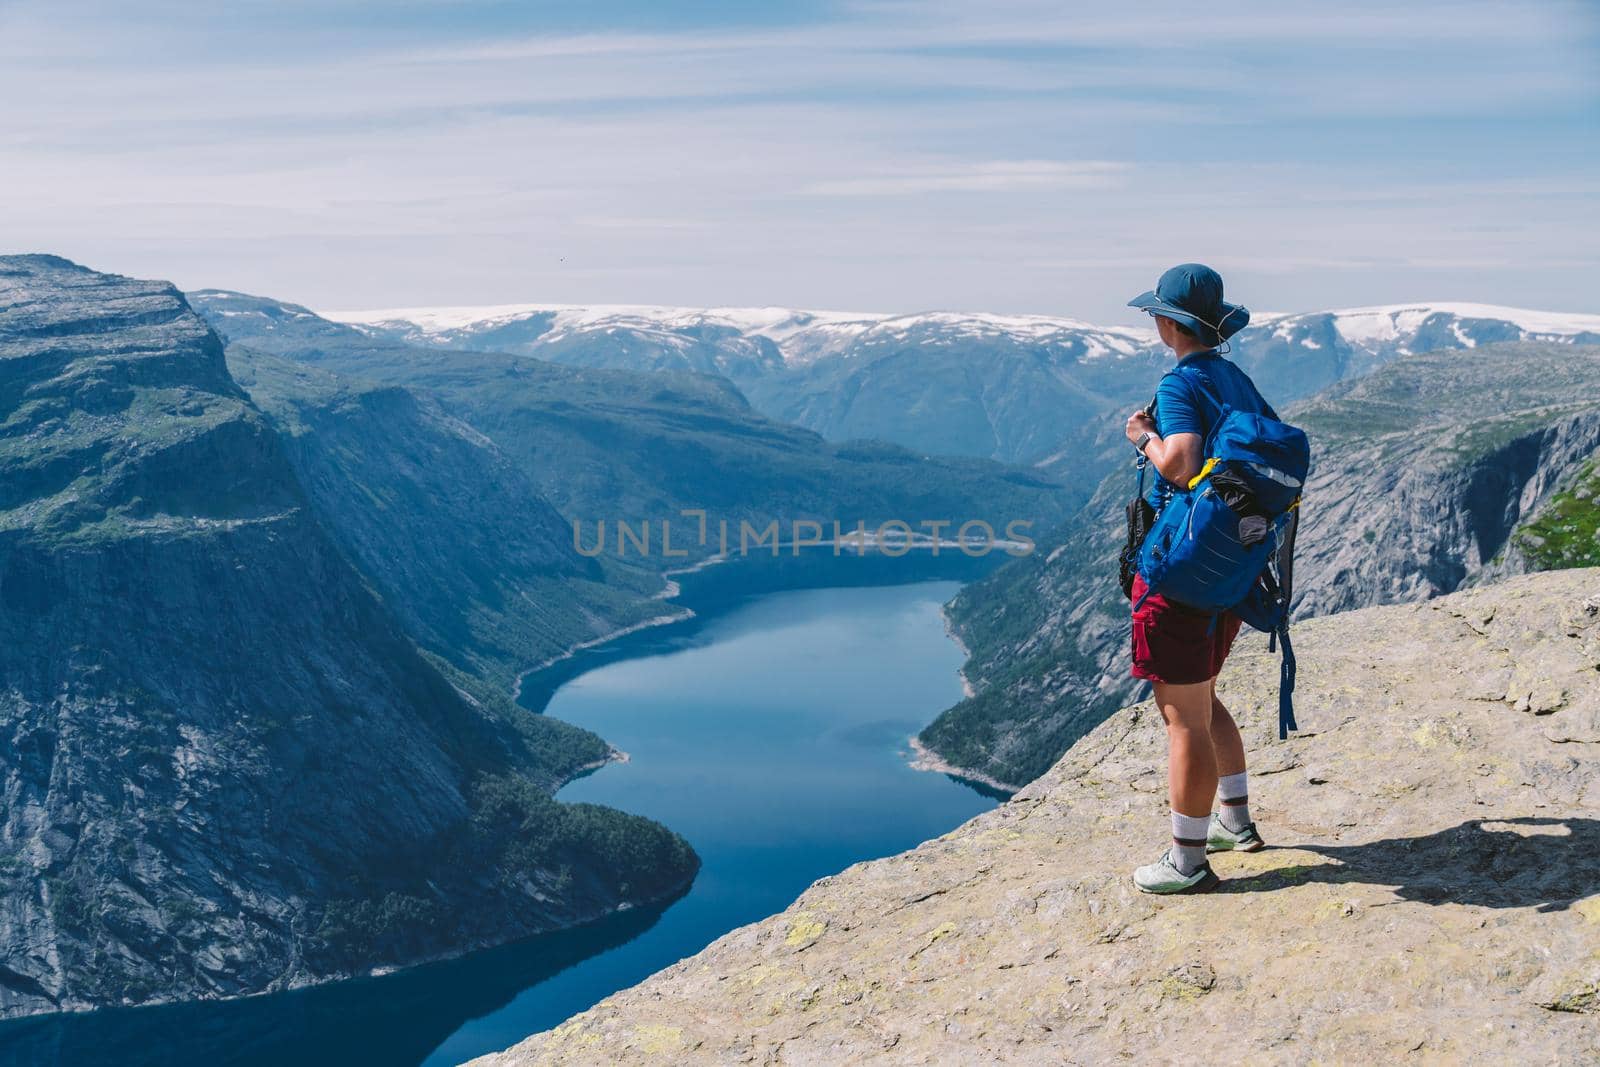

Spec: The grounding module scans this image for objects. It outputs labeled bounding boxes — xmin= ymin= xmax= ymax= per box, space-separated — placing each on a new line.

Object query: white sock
xmin=1218 ymin=771 xmax=1251 ymax=832
xmin=1170 ymin=811 xmax=1211 ymax=875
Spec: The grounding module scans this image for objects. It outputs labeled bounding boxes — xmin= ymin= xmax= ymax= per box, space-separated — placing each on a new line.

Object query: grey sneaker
xmin=1207 ymin=814 xmax=1265 ymax=853
xmin=1132 ymin=848 xmax=1220 ymax=895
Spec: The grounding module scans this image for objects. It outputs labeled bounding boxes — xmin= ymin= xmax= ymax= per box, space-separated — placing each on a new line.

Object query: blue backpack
xmin=1135 ymin=371 xmax=1311 ymax=738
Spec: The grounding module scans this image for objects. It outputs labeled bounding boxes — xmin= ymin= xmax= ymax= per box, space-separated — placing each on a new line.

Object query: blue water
xmin=3 ymin=561 xmax=1000 ymax=1066
xmin=425 ymin=580 xmax=997 ymax=1064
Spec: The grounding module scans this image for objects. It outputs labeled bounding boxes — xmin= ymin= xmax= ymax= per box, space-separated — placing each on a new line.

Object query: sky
xmin=2 ymin=0 xmax=1597 ymax=320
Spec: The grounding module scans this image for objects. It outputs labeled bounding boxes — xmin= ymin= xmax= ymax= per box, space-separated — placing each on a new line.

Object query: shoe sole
xmin=1207 ymin=839 xmax=1265 ymax=854
xmin=1135 ymin=868 xmax=1221 ymax=895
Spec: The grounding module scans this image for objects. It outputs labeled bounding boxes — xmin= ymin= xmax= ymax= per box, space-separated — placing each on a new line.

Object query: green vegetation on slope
xmin=312 ymin=775 xmax=696 ymax=968
xmin=1512 ymin=455 xmax=1600 ymax=570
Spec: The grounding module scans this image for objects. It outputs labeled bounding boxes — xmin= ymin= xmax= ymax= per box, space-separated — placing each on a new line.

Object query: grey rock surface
xmin=478 ymin=570 xmax=1600 ymax=1065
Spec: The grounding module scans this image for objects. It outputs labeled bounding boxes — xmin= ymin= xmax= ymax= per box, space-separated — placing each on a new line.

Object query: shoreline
xmin=510 ymin=551 xmax=738 ymax=705
xmin=553 ymin=746 xmax=633 ymax=791
xmin=905 ymin=736 xmax=1019 ymax=796
xmin=940 ymin=604 xmax=975 ymax=699
xmin=512 ymin=604 xmax=695 ymax=705
xmin=522 ymin=551 xmax=1005 ymax=796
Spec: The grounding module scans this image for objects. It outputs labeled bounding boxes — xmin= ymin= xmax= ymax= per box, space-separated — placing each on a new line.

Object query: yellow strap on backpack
xmin=1187 ymin=456 xmax=1220 ymax=490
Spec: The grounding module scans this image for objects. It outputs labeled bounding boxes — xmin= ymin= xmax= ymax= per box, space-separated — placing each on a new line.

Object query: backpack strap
xmin=1276 ymin=508 xmax=1301 ymax=739
xmin=1159 ymin=365 xmax=1230 ymax=450
xmin=1277 ymin=509 xmax=1300 ymax=608
xmin=1277 ymin=622 xmax=1298 ymax=740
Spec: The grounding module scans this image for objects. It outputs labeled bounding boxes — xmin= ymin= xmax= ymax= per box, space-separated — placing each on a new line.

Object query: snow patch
xmin=321 ymin=302 xmax=1159 ymax=365
xmin=1256 ymin=302 xmax=1600 ymax=350
xmin=320 ymin=298 xmax=1598 ymax=371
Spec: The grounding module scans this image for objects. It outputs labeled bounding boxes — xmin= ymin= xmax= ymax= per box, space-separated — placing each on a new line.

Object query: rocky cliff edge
xmin=478 ymin=568 xmax=1600 ymax=1064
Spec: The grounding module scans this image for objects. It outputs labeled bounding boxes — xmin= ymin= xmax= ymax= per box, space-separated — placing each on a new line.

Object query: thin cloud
xmin=803 ymin=161 xmax=1129 ymax=197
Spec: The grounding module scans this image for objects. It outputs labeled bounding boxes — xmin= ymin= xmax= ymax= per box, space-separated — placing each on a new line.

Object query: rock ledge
xmin=478 ymin=570 xmax=1600 ymax=1065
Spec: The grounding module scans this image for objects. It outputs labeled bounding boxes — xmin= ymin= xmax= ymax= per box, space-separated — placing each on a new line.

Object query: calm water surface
xmin=5 ymin=556 xmax=1001 ymax=1066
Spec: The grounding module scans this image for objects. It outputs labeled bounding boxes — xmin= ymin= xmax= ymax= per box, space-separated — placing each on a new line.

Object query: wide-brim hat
xmin=1128 ymin=263 xmax=1249 ymax=347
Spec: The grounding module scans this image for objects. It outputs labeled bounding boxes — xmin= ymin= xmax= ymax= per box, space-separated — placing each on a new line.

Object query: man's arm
xmin=1125 ymin=410 xmax=1203 ymax=486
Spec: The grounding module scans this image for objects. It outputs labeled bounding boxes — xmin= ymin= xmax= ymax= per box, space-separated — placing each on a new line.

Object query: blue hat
xmin=1128 ymin=263 xmax=1249 ymax=347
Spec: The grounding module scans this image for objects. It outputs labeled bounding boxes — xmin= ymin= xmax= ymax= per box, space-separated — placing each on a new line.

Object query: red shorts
xmin=1130 ymin=574 xmax=1242 ymax=685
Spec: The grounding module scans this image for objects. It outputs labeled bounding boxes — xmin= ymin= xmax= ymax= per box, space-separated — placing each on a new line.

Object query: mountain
xmin=313 ymin=300 xmax=1153 ymax=375
xmin=1237 ymin=302 xmax=1600 ymax=399
xmin=223 ymin=346 xmax=664 ymax=708
xmin=475 ymin=569 xmax=1600 ymax=1066
xmin=918 ymin=340 xmax=1600 ymax=789
xmin=314 ymin=299 xmax=1160 ymax=486
xmin=189 ymin=290 xmax=1075 ymax=554
xmin=316 ymin=298 xmax=1600 ymax=480
xmin=0 ymin=257 xmax=696 ymax=1018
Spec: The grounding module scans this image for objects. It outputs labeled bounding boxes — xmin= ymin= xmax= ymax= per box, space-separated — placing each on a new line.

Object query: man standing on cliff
xmin=1123 ymin=264 xmax=1274 ymax=894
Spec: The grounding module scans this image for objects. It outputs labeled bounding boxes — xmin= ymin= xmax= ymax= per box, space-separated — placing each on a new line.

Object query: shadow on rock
xmin=1217 ymin=817 xmax=1600 ymax=910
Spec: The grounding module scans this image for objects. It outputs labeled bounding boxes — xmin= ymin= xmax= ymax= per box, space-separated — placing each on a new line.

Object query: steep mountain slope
xmin=317 ymin=297 xmax=1600 ymax=474
xmin=1508 ymin=455 xmax=1600 ymax=572
xmin=0 ymin=257 xmax=695 ymax=1018
xmin=920 ymin=342 xmax=1600 ymax=789
xmin=478 ymin=570 xmax=1600 ymax=1066
xmin=189 ymin=291 xmax=1073 ymax=554
xmin=224 ymin=346 xmax=663 ymax=708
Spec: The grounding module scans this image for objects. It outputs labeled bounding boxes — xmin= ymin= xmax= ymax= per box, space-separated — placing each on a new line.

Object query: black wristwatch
xmin=1135 ymin=430 xmax=1156 ymax=454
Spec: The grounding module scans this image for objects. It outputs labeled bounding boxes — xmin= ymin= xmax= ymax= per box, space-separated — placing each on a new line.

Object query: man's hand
xmin=1125 ymin=409 xmax=1156 ymax=447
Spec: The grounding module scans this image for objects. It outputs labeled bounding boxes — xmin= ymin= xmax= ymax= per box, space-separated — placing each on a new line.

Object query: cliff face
xmin=920 ymin=342 xmax=1600 ymax=789
xmin=225 ymin=346 xmax=663 ymax=725
xmin=479 ymin=569 xmax=1600 ymax=1065
xmin=0 ymin=257 xmax=695 ymax=1018
xmin=1288 ymin=345 xmax=1600 ymax=615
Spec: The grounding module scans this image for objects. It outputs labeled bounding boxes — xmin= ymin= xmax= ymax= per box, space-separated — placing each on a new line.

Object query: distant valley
xmin=0 ymin=257 xmax=1064 ymax=1020
xmin=5 ymin=255 xmax=1598 ymax=1028
xmin=191 ymin=286 xmax=1600 ymax=790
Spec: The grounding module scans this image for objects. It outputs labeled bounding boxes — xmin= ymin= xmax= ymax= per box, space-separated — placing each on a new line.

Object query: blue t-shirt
xmin=1147 ymin=350 xmax=1276 ymax=510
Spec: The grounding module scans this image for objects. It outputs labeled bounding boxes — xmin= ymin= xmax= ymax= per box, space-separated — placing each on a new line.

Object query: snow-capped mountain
xmin=313 ymin=301 xmax=1163 ymax=479
xmin=202 ymin=290 xmax=1600 ymax=482
xmin=1260 ymin=302 xmax=1600 ymax=348
xmin=320 ymin=302 xmax=1155 ymax=377
xmin=1235 ymin=303 xmax=1600 ymax=398
xmin=324 ymin=298 xmax=1600 ymax=371
xmin=312 ymin=298 xmax=1600 ymax=471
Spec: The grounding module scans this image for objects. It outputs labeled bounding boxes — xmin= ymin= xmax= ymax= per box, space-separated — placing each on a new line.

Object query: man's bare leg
xmin=1209 ymin=681 xmax=1246 ymax=778
xmin=1210 ymin=681 xmax=1261 ymax=846
xmin=1128 ymin=676 xmax=1224 ymax=888
xmin=1154 ymin=679 xmax=1219 ymax=819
